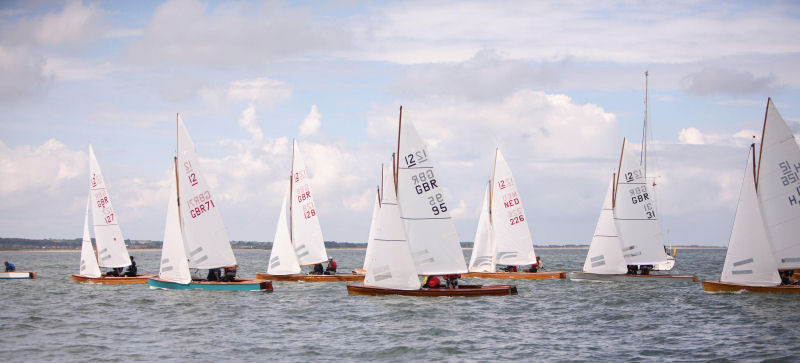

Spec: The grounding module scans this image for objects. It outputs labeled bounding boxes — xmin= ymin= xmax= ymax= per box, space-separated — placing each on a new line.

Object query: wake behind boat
xmin=148 ymin=115 xmax=271 ymax=292
xmin=348 ymin=108 xmax=516 ymax=297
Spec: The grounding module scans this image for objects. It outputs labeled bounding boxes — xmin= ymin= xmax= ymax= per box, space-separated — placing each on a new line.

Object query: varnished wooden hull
xmin=0 ymin=271 xmax=37 ymax=279
xmin=255 ymin=273 xmax=364 ymax=282
xmin=346 ymin=284 xmax=518 ymax=297
xmin=461 ymin=271 xmax=566 ymax=279
xmin=148 ymin=277 xmax=273 ymax=291
xmin=568 ymin=271 xmax=698 ymax=282
xmin=351 ymin=269 xmax=366 ymax=275
xmin=702 ymin=280 xmax=800 ymax=293
xmin=72 ymin=274 xmax=156 ymax=284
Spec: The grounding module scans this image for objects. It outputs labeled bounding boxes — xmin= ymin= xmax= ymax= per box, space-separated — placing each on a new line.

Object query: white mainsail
xmin=176 ymin=115 xmax=237 ymax=269
xmin=613 ymin=138 xmax=668 ymax=265
xmin=583 ymin=178 xmax=627 ymax=274
xmin=79 ymin=195 xmax=101 ymax=278
xmin=396 ymin=121 xmax=468 ymax=275
xmin=468 ymin=182 xmax=496 ymax=272
xmin=267 ymin=189 xmax=302 ymax=275
xmin=756 ymin=98 xmax=800 ymax=269
xmin=364 ymin=170 xmax=420 ymax=290
xmin=721 ymin=146 xmax=781 ymax=286
xmin=88 ymin=144 xmax=131 ymax=268
xmin=491 ymin=149 xmax=537 ymax=265
xmin=157 ymin=164 xmax=191 ymax=284
xmin=290 ymin=140 xmax=328 ymax=265
xmin=362 ymin=187 xmax=381 ymax=272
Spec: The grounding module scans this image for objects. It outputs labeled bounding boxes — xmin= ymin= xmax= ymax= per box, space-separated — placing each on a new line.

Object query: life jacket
xmin=330 ymin=260 xmax=337 ymax=270
xmin=427 ymin=276 xmax=440 ymax=288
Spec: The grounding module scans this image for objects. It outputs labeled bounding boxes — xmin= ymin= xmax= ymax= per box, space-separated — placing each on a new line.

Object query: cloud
xmin=299 ymin=104 xmax=321 ymax=137
xmin=123 ymin=0 xmax=351 ymax=67
xmin=0 ymin=46 xmax=51 ymax=103
xmin=237 ymin=104 xmax=263 ymax=140
xmin=0 ymin=139 xmax=85 ymax=198
xmin=199 ymin=77 xmax=292 ymax=110
xmin=681 ymin=68 xmax=783 ymax=96
xmin=678 ymin=127 xmax=705 ymax=145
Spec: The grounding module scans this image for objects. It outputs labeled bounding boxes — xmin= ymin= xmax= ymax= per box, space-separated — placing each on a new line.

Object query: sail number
xmin=404 ymin=149 xmax=429 ymax=168
xmin=184 ymin=161 xmax=199 ymax=187
xmin=779 ymin=161 xmax=800 ymax=206
xmin=90 ymin=173 xmax=103 ymax=188
xmin=186 ymin=190 xmax=215 ymax=219
xmin=412 ymin=169 xmax=439 ymax=194
xmin=508 ymin=208 xmax=525 ymax=225
xmin=497 ymin=177 xmax=515 ymax=190
xmin=302 ymin=202 xmax=317 ymax=219
xmin=624 ymin=169 xmax=643 ymax=183
xmin=295 ymin=184 xmax=312 ymax=203
xmin=428 ymin=193 xmax=447 ymax=215
xmin=93 ymin=190 xmax=116 ymax=224
xmin=294 ymin=169 xmax=307 ymax=183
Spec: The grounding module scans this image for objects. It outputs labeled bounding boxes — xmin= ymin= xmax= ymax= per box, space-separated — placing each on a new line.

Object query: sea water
xmin=0 ymin=248 xmax=798 ymax=361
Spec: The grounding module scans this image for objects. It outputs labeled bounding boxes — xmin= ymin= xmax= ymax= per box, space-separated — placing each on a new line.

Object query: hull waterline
xmin=568 ymin=271 xmax=698 ymax=282
xmin=461 ymin=271 xmax=565 ymax=280
xmin=702 ymin=280 xmax=800 ymax=293
xmin=148 ymin=277 xmax=273 ymax=291
xmin=256 ymin=273 xmax=363 ymax=282
xmin=72 ymin=274 xmax=155 ymax=284
xmin=0 ymin=271 xmax=37 ymax=279
xmin=346 ymin=284 xmax=517 ymax=297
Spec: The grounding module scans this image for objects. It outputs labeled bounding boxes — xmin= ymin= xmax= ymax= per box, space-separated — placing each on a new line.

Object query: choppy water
xmin=1 ymin=248 xmax=799 ymax=361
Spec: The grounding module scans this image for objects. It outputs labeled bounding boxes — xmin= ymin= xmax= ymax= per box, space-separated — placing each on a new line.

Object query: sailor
xmin=312 ymin=263 xmax=324 ymax=275
xmin=503 ymin=265 xmax=517 ymax=272
xmin=444 ymin=274 xmax=460 ymax=288
xmin=222 ymin=265 xmax=237 ymax=282
xmin=626 ymin=265 xmax=637 ymax=275
xmin=124 ymin=256 xmax=138 ymax=277
xmin=640 ymin=265 xmax=652 ymax=275
xmin=526 ymin=256 xmax=543 ymax=272
xmin=780 ymin=270 xmax=798 ymax=285
xmin=4 ymin=261 xmax=15 ymax=272
xmin=207 ymin=268 xmax=221 ymax=281
xmin=422 ymin=275 xmax=441 ymax=288
xmin=324 ymin=258 xmax=337 ymax=275
xmin=106 ymin=267 xmax=122 ymax=276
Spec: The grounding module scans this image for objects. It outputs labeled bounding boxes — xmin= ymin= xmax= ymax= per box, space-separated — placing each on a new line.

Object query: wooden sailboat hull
xmin=702 ymin=280 xmax=800 ymax=293
xmin=0 ymin=271 xmax=37 ymax=279
xmin=346 ymin=284 xmax=518 ymax=297
xmin=351 ymin=269 xmax=366 ymax=275
xmin=568 ymin=271 xmax=698 ymax=282
xmin=461 ymin=271 xmax=566 ymax=279
xmin=72 ymin=274 xmax=155 ymax=284
xmin=148 ymin=277 xmax=273 ymax=291
xmin=255 ymin=273 xmax=364 ymax=282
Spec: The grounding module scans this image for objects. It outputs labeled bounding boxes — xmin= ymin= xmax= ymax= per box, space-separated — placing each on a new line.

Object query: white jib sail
xmin=721 ymin=147 xmax=781 ymax=286
xmin=79 ymin=194 xmax=101 ymax=278
xmin=267 ymin=189 xmax=301 ymax=275
xmin=290 ymin=140 xmax=328 ymax=265
xmin=362 ymin=188 xmax=381 ymax=272
xmin=756 ymin=99 xmax=800 ymax=269
xmin=492 ymin=149 xmax=537 ymax=265
xmin=88 ymin=144 xmax=131 ymax=268
xmin=469 ymin=182 xmax=496 ymax=272
xmin=158 ymin=165 xmax=191 ymax=284
xmin=583 ymin=178 xmax=627 ymax=274
xmin=176 ymin=116 xmax=237 ymax=269
xmin=364 ymin=172 xmax=420 ymax=290
xmin=396 ymin=121 xmax=468 ymax=275
xmin=613 ymin=139 xmax=668 ymax=265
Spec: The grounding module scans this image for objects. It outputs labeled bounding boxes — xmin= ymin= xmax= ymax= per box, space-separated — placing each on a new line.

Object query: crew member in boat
xmin=422 ymin=275 xmax=442 ymax=288
xmin=444 ymin=274 xmax=460 ymax=288
xmin=639 ymin=265 xmax=652 ymax=275
xmin=502 ymin=265 xmax=517 ymax=272
xmin=124 ymin=256 xmax=138 ymax=277
xmin=312 ymin=263 xmax=324 ymax=275
xmin=525 ymin=257 xmax=543 ymax=273
xmin=626 ymin=265 xmax=637 ymax=275
xmin=106 ymin=267 xmax=123 ymax=276
xmin=4 ymin=261 xmax=15 ymax=272
xmin=207 ymin=268 xmax=221 ymax=281
xmin=324 ymin=258 xmax=337 ymax=275
xmin=222 ymin=265 xmax=237 ymax=282
xmin=780 ymin=270 xmax=799 ymax=285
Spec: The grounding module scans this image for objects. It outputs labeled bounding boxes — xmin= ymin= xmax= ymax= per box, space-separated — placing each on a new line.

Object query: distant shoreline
xmin=0 ymin=246 xmax=726 ymax=253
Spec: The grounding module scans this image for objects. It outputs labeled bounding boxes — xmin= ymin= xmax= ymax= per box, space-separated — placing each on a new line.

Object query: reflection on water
xmin=0 ymin=248 xmax=797 ymax=361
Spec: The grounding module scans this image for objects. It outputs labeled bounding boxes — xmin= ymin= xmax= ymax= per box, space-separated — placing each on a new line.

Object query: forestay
xmin=613 ymin=139 xmax=667 ymax=265
xmin=176 ymin=116 xmax=237 ymax=269
xmin=756 ymin=99 xmax=800 ymax=269
xmin=468 ymin=183 xmax=496 ymax=272
xmin=158 ymin=166 xmax=191 ymax=284
xmin=364 ymin=168 xmax=420 ymax=290
xmin=88 ymin=145 xmax=131 ymax=268
xmin=721 ymin=147 xmax=781 ymax=286
xmin=290 ymin=140 xmax=328 ymax=265
xmin=267 ymin=190 xmax=302 ymax=275
xmin=79 ymin=195 xmax=101 ymax=278
xmin=491 ymin=149 xmax=537 ymax=265
xmin=396 ymin=121 xmax=468 ymax=275
xmin=583 ymin=179 xmax=627 ymax=274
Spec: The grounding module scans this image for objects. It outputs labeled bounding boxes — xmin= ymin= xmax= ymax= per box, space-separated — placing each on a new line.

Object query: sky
xmin=1 ymin=0 xmax=800 ymax=246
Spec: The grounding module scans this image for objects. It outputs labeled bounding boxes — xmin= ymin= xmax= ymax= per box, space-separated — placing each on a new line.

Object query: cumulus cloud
xmin=681 ymin=68 xmax=782 ymax=96
xmin=237 ymin=104 xmax=263 ymax=140
xmin=678 ymin=127 xmax=705 ymax=145
xmin=299 ymin=104 xmax=321 ymax=137
xmin=0 ymin=46 xmax=51 ymax=103
xmin=199 ymin=77 xmax=292 ymax=110
xmin=0 ymin=139 xmax=85 ymax=197
xmin=123 ymin=0 xmax=351 ymax=67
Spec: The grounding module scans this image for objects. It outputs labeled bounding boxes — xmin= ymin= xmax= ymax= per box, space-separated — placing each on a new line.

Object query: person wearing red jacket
xmin=325 ymin=258 xmax=337 ymax=275
xmin=423 ymin=275 xmax=441 ymax=288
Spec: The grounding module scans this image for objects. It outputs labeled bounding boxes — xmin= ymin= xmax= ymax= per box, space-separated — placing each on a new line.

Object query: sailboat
xmin=72 ymin=145 xmax=154 ymax=284
xmin=256 ymin=140 xmax=363 ymax=282
xmin=148 ymin=115 xmax=271 ymax=291
xmin=351 ymin=172 xmax=382 ymax=276
xmin=569 ymin=138 xmax=697 ymax=282
xmin=347 ymin=108 xmax=517 ymax=296
xmin=703 ymin=99 xmax=800 ymax=293
xmin=463 ymin=148 xmax=565 ymax=280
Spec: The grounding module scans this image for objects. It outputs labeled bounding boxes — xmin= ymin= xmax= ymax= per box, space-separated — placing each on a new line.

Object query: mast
xmin=490 ymin=148 xmax=499 ymax=223
xmin=641 ymin=71 xmax=648 ymax=177
xmin=755 ymin=98 xmax=771 ymax=190
xmin=611 ymin=172 xmax=617 ymax=207
xmin=395 ymin=106 xmax=402 ymax=195
xmin=175 ymin=114 xmax=181 ymax=230
xmin=613 ymin=138 xmax=626 ymax=208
